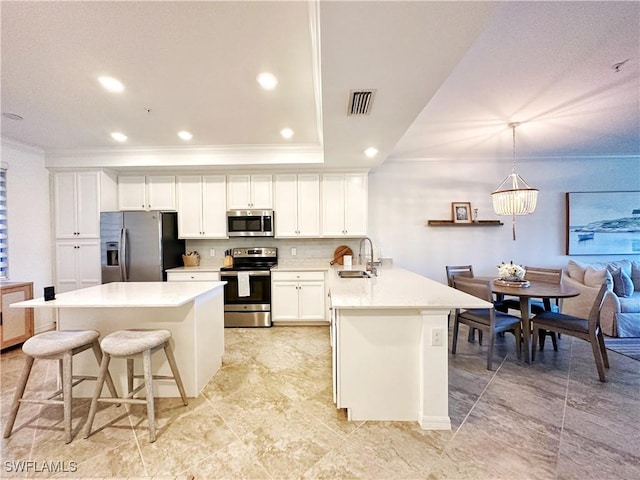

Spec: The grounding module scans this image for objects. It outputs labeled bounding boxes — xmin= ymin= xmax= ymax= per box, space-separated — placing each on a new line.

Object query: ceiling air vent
xmin=347 ymin=89 xmax=376 ymax=116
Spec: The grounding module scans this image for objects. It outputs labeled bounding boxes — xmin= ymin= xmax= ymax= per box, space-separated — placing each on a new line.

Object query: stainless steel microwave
xmin=226 ymin=210 xmax=274 ymax=237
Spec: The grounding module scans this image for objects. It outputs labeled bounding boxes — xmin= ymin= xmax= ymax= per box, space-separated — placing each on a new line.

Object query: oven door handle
xmin=220 ymin=271 xmax=271 ymax=277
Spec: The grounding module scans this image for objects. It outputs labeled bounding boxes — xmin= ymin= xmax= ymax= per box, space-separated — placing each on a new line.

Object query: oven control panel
xmin=232 ymin=247 xmax=277 ymax=258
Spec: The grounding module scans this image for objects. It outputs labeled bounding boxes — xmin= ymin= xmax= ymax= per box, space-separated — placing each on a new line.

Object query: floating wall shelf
xmin=426 ymin=220 xmax=504 ymax=227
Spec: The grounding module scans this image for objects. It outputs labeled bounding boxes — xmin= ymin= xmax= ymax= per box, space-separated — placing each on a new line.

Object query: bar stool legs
xmin=3 ymin=332 xmax=118 ymax=444
xmin=84 ymin=329 xmax=188 ymax=443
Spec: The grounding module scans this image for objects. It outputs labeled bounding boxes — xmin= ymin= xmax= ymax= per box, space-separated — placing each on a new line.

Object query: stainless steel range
xmin=219 ymin=247 xmax=277 ymax=327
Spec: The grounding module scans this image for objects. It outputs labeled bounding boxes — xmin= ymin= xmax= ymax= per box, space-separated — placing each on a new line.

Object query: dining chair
xmin=500 ymin=266 xmax=564 ymax=350
xmin=531 ymin=283 xmax=609 ymax=382
xmin=451 ymin=277 xmax=522 ymax=370
xmin=446 ymin=265 xmax=481 ymax=343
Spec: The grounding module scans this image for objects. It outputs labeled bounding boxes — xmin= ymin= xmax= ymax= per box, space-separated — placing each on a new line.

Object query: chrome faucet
xmin=358 ymin=237 xmax=377 ymax=276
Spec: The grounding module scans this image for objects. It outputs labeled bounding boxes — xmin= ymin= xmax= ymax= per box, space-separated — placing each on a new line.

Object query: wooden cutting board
xmin=330 ymin=245 xmax=353 ymax=265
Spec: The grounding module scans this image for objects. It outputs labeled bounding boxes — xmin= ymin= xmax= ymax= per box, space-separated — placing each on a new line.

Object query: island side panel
xmin=193 ymin=287 xmax=225 ymax=392
xmin=56 ymin=301 xmax=213 ymax=398
xmin=336 ymin=308 xmax=423 ymax=422
xmin=419 ymin=309 xmax=451 ymax=430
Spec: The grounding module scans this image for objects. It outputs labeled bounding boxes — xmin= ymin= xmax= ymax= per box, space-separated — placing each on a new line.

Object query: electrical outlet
xmin=432 ymin=328 xmax=444 ymax=346
xmin=291 ymin=247 xmax=297 ymax=256
xmin=209 ymin=248 xmax=215 ymax=257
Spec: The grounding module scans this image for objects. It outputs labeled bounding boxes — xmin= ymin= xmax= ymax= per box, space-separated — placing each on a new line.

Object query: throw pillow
xmin=567 ymin=260 xmax=587 ymax=283
xmin=583 ymin=267 xmax=613 ymax=288
xmin=610 ymin=267 xmax=634 ymax=298
xmin=631 ymin=261 xmax=640 ymax=291
xmin=607 ymin=260 xmax=632 ymax=278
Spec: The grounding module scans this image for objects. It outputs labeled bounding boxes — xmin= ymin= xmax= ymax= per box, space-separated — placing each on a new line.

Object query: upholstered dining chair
xmin=531 ymin=283 xmax=609 ymax=382
xmin=499 ymin=266 xmax=564 ymax=350
xmin=452 ymin=277 xmax=522 ymax=370
xmin=445 ymin=265 xmax=481 ymax=343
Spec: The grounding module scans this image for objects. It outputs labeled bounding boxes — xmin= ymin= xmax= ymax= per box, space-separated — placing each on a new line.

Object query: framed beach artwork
xmin=566 ymin=191 xmax=640 ymax=255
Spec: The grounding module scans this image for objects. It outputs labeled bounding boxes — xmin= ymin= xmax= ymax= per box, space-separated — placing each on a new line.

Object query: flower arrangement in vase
xmin=497 ymin=261 xmax=526 ymax=281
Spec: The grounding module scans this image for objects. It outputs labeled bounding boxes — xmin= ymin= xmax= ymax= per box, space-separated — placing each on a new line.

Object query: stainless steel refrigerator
xmin=100 ymin=211 xmax=185 ymax=283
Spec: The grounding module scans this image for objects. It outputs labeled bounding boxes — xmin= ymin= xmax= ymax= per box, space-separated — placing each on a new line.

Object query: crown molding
xmin=44 ymin=144 xmax=325 ymax=169
xmin=1 ymin=137 xmax=45 ymax=156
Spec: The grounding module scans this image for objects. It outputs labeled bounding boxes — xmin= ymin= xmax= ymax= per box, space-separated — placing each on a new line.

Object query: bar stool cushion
xmin=101 ymin=329 xmax=171 ymax=356
xmin=22 ymin=330 xmax=100 ymax=358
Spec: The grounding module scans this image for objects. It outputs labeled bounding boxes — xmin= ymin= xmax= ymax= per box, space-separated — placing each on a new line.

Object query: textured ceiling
xmin=1 ymin=1 xmax=638 ymax=170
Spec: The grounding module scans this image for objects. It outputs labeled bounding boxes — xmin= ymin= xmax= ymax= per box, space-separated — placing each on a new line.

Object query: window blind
xmin=0 ymin=163 xmax=7 ymax=279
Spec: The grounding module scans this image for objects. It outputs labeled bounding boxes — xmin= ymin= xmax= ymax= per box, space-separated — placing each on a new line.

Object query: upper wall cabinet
xmin=118 ymin=175 xmax=176 ymax=211
xmin=53 ymin=171 xmax=117 ymax=239
xmin=321 ymin=173 xmax=368 ymax=237
xmin=274 ymin=174 xmax=320 ymax=237
xmin=176 ymin=175 xmax=227 ymax=238
xmin=227 ymin=174 xmax=272 ymax=209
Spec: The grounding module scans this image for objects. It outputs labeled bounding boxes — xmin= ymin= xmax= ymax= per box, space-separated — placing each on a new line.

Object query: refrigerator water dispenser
xmin=106 ymin=242 xmax=119 ymax=266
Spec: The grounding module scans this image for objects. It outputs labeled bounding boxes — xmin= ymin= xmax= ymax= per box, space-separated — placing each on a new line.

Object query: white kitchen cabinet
xmin=53 ymin=171 xmax=117 ymax=239
xmin=176 ymin=175 xmax=227 ymax=238
xmin=167 ymin=271 xmax=220 ymax=282
xmin=55 ymin=240 xmax=101 ymax=293
xmin=321 ymin=173 xmax=368 ymax=237
xmin=271 ymin=271 xmax=326 ymax=324
xmin=227 ymin=174 xmax=272 ymax=209
xmin=118 ymin=175 xmax=176 ymax=211
xmin=274 ymin=174 xmax=320 ymax=237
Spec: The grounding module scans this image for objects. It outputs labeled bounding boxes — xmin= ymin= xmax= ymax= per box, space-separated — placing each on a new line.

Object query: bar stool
xmin=3 ymin=330 xmax=118 ymax=443
xmin=83 ymin=329 xmax=188 ymax=443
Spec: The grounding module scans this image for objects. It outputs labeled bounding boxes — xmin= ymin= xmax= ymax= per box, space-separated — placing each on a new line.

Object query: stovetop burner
xmin=220 ymin=264 xmax=275 ymax=272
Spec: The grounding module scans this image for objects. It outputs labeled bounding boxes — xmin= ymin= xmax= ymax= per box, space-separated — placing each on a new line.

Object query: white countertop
xmin=328 ymin=265 xmax=493 ymax=310
xmin=168 ymin=259 xmax=334 ymax=272
xmin=164 ymin=259 xmax=490 ymax=310
xmin=11 ymin=281 xmax=226 ymax=308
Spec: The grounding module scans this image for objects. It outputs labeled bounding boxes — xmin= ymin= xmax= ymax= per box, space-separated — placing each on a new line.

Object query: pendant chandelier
xmin=491 ymin=122 xmax=538 ymax=240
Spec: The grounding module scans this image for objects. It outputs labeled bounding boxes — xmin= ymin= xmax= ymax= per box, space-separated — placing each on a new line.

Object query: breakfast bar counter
xmin=328 ymin=265 xmax=492 ymax=430
xmin=11 ymin=281 xmax=226 ymax=397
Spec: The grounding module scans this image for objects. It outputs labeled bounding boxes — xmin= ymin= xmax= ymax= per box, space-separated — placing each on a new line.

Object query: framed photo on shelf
xmin=452 ymin=202 xmax=472 ymax=223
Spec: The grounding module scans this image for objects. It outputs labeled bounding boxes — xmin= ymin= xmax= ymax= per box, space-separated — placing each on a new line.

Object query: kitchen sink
xmin=338 ymin=270 xmax=371 ymax=278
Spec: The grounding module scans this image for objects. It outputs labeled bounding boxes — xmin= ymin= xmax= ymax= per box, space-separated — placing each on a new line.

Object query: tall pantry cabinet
xmin=52 ymin=171 xmax=117 ymax=293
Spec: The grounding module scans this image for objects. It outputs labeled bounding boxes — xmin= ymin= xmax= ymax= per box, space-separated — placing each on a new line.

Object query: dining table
xmin=489 ymin=279 xmax=580 ymax=363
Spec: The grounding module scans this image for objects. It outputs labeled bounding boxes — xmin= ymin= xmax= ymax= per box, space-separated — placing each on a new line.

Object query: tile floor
xmin=1 ymin=325 xmax=639 ymax=479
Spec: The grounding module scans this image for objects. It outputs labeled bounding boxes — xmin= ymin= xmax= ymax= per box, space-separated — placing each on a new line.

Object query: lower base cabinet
xmin=1 ymin=282 xmax=34 ymax=349
xmin=272 ymin=271 xmax=326 ymax=324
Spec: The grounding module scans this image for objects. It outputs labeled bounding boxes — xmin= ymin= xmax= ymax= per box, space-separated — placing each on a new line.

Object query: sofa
xmin=561 ymin=259 xmax=640 ymax=337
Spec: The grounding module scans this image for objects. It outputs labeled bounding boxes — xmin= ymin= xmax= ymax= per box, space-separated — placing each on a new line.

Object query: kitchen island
xmin=328 ymin=265 xmax=492 ymax=430
xmin=11 ymin=281 xmax=226 ymax=397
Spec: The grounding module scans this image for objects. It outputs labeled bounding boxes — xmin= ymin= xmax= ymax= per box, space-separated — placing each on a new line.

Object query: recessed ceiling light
xmin=364 ymin=147 xmax=378 ymax=158
xmin=177 ymin=131 xmax=193 ymax=141
xmin=98 ymin=76 xmax=124 ymax=93
xmin=257 ymin=72 xmax=278 ymax=90
xmin=111 ymin=132 xmax=127 ymax=142
xmin=2 ymin=112 xmax=23 ymax=121
xmin=280 ymin=128 xmax=294 ymax=139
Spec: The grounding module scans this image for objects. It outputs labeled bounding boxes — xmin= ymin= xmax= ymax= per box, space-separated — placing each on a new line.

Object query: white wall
xmin=368 ymin=156 xmax=640 ymax=283
xmin=2 ymin=140 xmax=54 ymax=332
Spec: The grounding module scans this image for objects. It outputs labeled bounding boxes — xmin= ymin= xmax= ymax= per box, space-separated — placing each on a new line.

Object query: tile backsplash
xmin=185 ymin=238 xmax=366 ymax=266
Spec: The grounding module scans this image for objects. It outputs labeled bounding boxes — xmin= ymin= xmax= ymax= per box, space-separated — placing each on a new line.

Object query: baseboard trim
xmin=419 ymin=415 xmax=451 ymax=430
